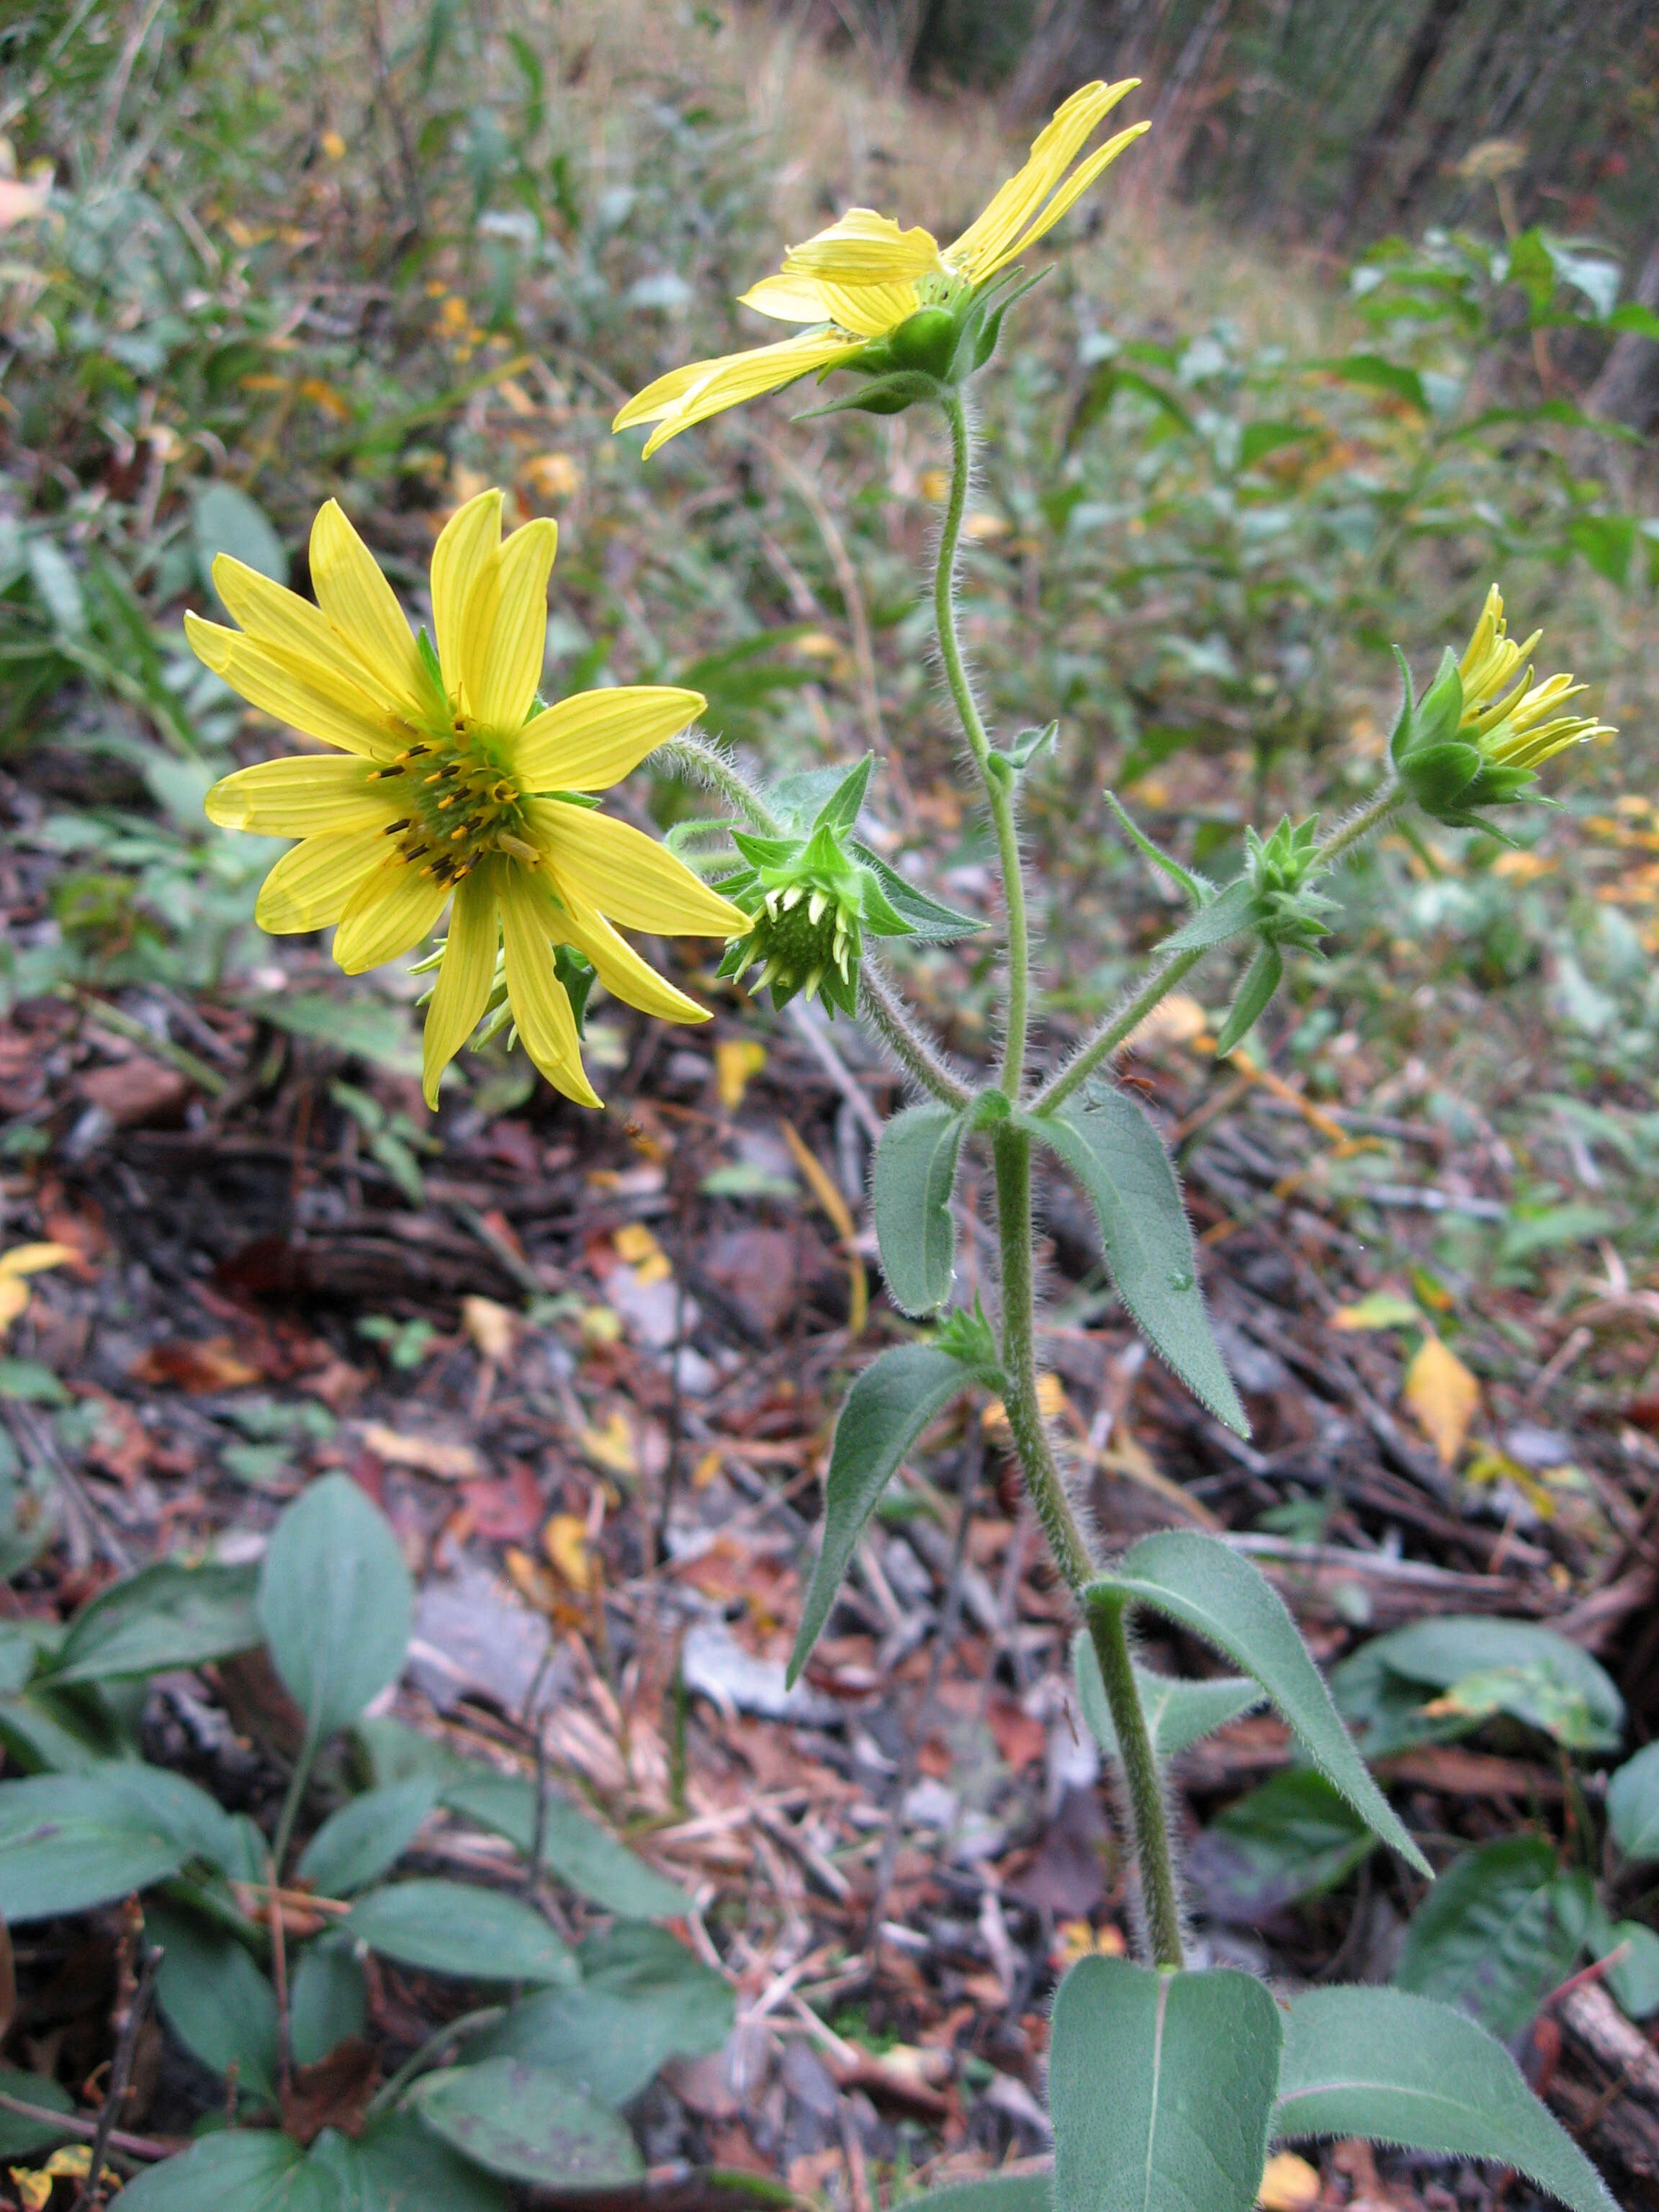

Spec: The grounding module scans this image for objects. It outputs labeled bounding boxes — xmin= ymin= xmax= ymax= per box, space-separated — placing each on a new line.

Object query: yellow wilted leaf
xmin=545 ymin=1513 xmax=596 ymax=1591
xmin=359 ymin=1423 xmax=480 ymax=1480
xmin=462 ymin=1295 xmax=517 ymax=1364
xmin=1257 ymin=2152 xmax=1321 ymax=2211
xmin=1403 ymin=1334 xmax=1481 ymax=1467
xmin=781 ymin=1120 xmax=867 ymax=1336
xmin=320 ymin=128 xmax=346 ymax=161
xmin=716 ymin=1037 xmax=768 ymax=1111
xmin=524 ymin=451 xmax=582 ymax=499
xmin=504 ymin=1545 xmax=560 ymax=1612
xmin=917 ymin=467 xmax=950 ymax=502
xmin=0 ymin=1241 xmax=76 ymax=1333
xmin=297 ymin=377 xmax=352 ymax=421
xmin=984 ymin=1372 xmax=1067 ymax=1442
xmin=1125 ymin=992 xmax=1209 ymax=1051
xmin=613 ymin=1222 xmax=671 ymax=1285
xmin=580 ymin=1408 xmax=639 ymax=1479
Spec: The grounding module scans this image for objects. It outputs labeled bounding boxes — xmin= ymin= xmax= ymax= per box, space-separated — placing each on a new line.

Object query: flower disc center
xmin=374 ymin=717 xmax=532 ymax=885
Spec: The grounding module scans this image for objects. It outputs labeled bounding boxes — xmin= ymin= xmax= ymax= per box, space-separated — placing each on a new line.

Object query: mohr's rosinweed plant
xmin=197 ymin=80 xmax=1619 ymax=2212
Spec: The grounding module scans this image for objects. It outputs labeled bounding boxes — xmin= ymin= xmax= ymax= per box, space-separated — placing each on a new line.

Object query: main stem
xmin=938 ymin=392 xmax=1030 ymax=1098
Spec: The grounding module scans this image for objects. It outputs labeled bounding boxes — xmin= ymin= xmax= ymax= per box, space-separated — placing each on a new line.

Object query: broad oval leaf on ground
xmin=1187 ymin=1769 xmax=1374 ymax=1925
xmin=442 ymin=1772 xmax=688 ymax=1918
xmin=288 ymin=1935 xmax=368 ymax=2071
xmin=410 ymin=2057 xmax=644 ymax=2188
xmin=1395 ymin=1835 xmax=1581 ymax=2039
xmin=1072 ymin=1627 xmax=1262 ymax=1762
xmin=1274 ymin=1984 xmax=1615 ymax=2212
xmin=872 ymin=1103 xmax=966 ymax=1317
xmin=1608 ymin=1741 xmax=1659 ymax=1863
xmin=0 ymin=2067 xmax=74 ymax=2160
xmin=310 ymin=2114 xmax=511 ymax=2211
xmin=45 ymin=1561 xmax=261 ymax=1686
xmin=1051 ymin=1954 xmax=1281 ymax=2212
xmin=1084 ymin=1532 xmax=1429 ymax=1874
xmin=0 ymin=1773 xmax=184 ymax=1922
xmin=1017 ymin=1094 xmax=1247 ymax=1434
xmin=912 ymin=2183 xmax=1051 ymax=2212
xmin=257 ymin=1473 xmax=413 ymax=1744
xmin=343 ymin=1877 xmax=577 ymax=1985
xmin=788 ymin=1343 xmax=970 ymax=1686
xmin=295 ymin=1776 xmax=439 ymax=1897
xmin=1354 ymin=1616 xmax=1623 ymax=1753
xmin=112 ymin=2131 xmax=309 ymax=2212
xmin=144 ymin=1902 xmax=281 ymax=2109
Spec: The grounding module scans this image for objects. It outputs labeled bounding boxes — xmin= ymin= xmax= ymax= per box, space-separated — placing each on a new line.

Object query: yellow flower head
xmin=1457 ymin=583 xmax=1615 ymax=770
xmin=0 ymin=1243 xmax=76 ymax=1334
xmin=189 ymin=492 xmax=746 ymax=1110
xmin=614 ymin=81 xmax=1147 ymax=456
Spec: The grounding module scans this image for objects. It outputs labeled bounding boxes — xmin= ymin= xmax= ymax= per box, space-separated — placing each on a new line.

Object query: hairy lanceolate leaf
xmin=1084 ymin=1532 xmax=1429 ymax=1874
xmin=1273 ymin=1985 xmax=1615 ymax=2212
xmin=851 ymin=843 xmax=984 ymax=941
xmin=45 ymin=1561 xmax=260 ymax=1686
xmin=1072 ymin=1627 xmax=1262 ymax=1761
xmin=873 ymin=1105 xmax=966 ymax=1317
xmin=1156 ymin=873 xmax=1259 ymax=951
xmin=1051 ymin=1955 xmax=1282 ymax=2212
xmin=257 ymin=1473 xmax=413 ymax=1744
xmin=344 ymin=1878 xmax=577 ymax=1987
xmin=1608 ymin=1741 xmax=1659 ymax=1863
xmin=788 ymin=1344 xmax=970 ymax=1686
xmin=1018 ymin=1092 xmax=1247 ymax=1434
xmin=1395 ymin=1835 xmax=1581 ymax=2038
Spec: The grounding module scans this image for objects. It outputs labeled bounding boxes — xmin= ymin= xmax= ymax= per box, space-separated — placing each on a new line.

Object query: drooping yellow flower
xmin=188 ymin=492 xmax=746 ymax=1109
xmin=1457 ymin=584 xmax=1614 ymax=770
xmin=0 ymin=1244 xmax=76 ymax=1334
xmin=614 ymin=81 xmax=1147 ymax=456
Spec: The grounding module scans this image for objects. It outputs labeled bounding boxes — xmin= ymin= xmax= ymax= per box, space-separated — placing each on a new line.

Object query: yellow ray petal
xmin=186 ymin=614 xmax=400 ymax=760
xmin=206 ymin=755 xmax=398 ymax=837
xmin=781 ymin=208 xmax=943 ymax=286
xmin=462 ymin=516 xmax=557 ymax=732
xmin=527 ymin=801 xmax=748 ymax=935
xmin=500 ymin=868 xmax=601 ymax=1107
xmin=209 ymin=556 xmax=390 ymax=706
xmin=309 ymin=500 xmax=428 ymax=710
xmin=332 ymin=853 xmax=451 ymax=974
xmin=638 ymin=333 xmax=863 ymax=457
xmin=513 ymin=686 xmax=705 ymax=793
xmin=992 ymin=122 xmax=1148 ymax=271
xmin=254 ymin=832 xmax=385 ymax=933
xmin=422 ymin=860 xmax=500 ymax=1107
xmin=947 ymin=79 xmax=1136 ymax=276
xmin=738 ymin=273 xmax=837 ymax=323
xmin=613 ymin=356 xmax=726 ymax=431
xmin=559 ymin=896 xmax=709 ymax=1024
xmin=0 ymin=1244 xmax=78 ymax=1280
xmin=431 ymin=489 xmax=503 ymax=701
xmin=811 ymin=277 xmax=922 ymax=340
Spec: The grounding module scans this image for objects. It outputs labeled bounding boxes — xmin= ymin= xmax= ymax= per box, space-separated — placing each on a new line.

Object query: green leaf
xmin=1050 ymin=1955 xmax=1281 ymax=2212
xmin=787 ymin=1345 xmax=968 ymax=1686
xmin=907 ymin=2184 xmax=1050 ymax=2212
xmin=873 ymin=1105 xmax=966 ymax=1318
xmin=1084 ymin=1532 xmax=1429 ymax=1874
xmin=343 ymin=1877 xmax=577 ymax=1985
xmin=812 ymin=753 xmax=874 ymax=832
xmin=1213 ymin=942 xmax=1282 ymax=1056
xmin=113 ymin=2133 xmax=308 ymax=2212
xmin=1354 ymin=1617 xmax=1624 ymax=1753
xmin=1608 ymin=301 xmax=1659 ymax=339
xmin=1187 ymin=1769 xmax=1374 ymax=1925
xmin=410 ymin=2057 xmax=645 ymax=2188
xmin=1238 ymin=420 xmax=1313 ymax=471
xmin=1273 ymin=1985 xmax=1615 ymax=2212
xmin=1313 ymin=354 xmax=1428 ymax=413
xmin=289 ymin=1934 xmax=368 ymax=2069
xmin=319 ymin=2113 xmax=511 ymax=2210
xmin=295 ymin=1777 xmax=439 ymax=1897
xmin=850 ymin=844 xmax=984 ymax=941
xmin=193 ymin=482 xmax=288 ymax=597
xmin=1071 ymin=1628 xmax=1261 ymax=1761
xmin=46 ymin=1562 xmax=260 ymax=1686
xmin=1567 ymin=513 xmax=1635 ymax=587
xmin=258 ymin=1473 xmax=413 ymax=1743
xmin=145 ymin=1902 xmax=281 ymax=2108
xmin=1596 ymin=1918 xmax=1659 ymax=2020
xmin=467 ymin=1924 xmax=733 ymax=2105
xmin=1157 ymin=874 xmax=1257 ymax=952
xmin=1002 ymin=720 xmax=1058 ymax=772
xmin=441 ymin=1773 xmax=689 ymax=1918
xmin=1608 ymin=1741 xmax=1659 ymax=1863
xmin=1017 ymin=1092 xmax=1247 ymax=1434
xmin=0 ymin=2067 xmax=74 ymax=2159
xmin=0 ymin=1773 xmax=184 ymax=1920
xmin=1328 ymin=1640 xmax=1477 ymax=1761
xmin=1396 ymin=1835 xmax=1579 ymax=2038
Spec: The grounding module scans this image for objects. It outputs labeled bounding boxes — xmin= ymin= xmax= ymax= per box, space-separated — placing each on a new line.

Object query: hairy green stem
xmin=654 ymin=731 xmax=781 ymax=835
xmin=859 ymin=957 xmax=974 ymax=1110
xmin=1033 ymin=780 xmax=1408 ymax=1113
xmin=1086 ymin=1595 xmax=1187 ymax=1969
xmin=939 ymin=393 xmax=1030 ymax=1097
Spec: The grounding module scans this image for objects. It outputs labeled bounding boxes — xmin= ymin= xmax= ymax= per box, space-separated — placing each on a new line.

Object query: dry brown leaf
xmin=1403 ymin=1333 xmax=1480 ymax=1467
xmin=132 ymin=1335 xmax=261 ymax=1392
xmin=544 ymin=1513 xmax=596 ymax=1592
xmin=462 ymin=1295 xmax=517 ymax=1364
xmin=359 ymin=1423 xmax=480 ymax=1480
xmin=715 ymin=1037 xmax=768 ymax=1111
